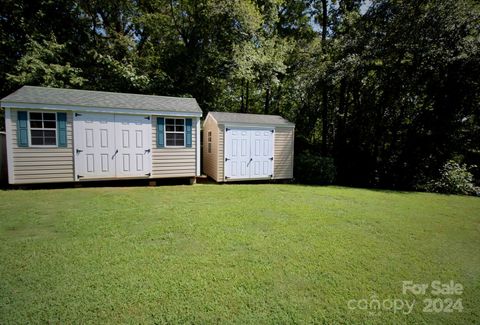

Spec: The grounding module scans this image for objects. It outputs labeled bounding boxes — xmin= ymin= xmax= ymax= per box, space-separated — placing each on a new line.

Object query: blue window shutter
xmin=57 ymin=112 xmax=67 ymax=147
xmin=157 ymin=117 xmax=165 ymax=148
xmin=17 ymin=111 xmax=28 ymax=147
xmin=185 ymin=118 xmax=192 ymax=148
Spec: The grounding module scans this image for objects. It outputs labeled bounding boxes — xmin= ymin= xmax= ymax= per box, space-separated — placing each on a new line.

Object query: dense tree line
xmin=1 ymin=0 xmax=479 ymax=189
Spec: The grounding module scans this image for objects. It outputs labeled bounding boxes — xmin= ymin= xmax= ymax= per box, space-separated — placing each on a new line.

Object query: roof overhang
xmin=205 ymin=111 xmax=295 ymax=128
xmin=221 ymin=122 xmax=295 ymax=128
xmin=1 ymin=101 xmax=203 ymax=117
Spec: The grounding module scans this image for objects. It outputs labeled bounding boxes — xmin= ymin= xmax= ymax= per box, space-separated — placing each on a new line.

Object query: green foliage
xmin=7 ymin=37 xmax=86 ymax=88
xmin=294 ymin=151 xmax=336 ymax=184
xmin=1 ymin=185 xmax=479 ymax=323
xmin=1 ymin=0 xmax=479 ymax=189
xmin=423 ymin=161 xmax=479 ymax=195
xmin=89 ymin=50 xmax=151 ymax=92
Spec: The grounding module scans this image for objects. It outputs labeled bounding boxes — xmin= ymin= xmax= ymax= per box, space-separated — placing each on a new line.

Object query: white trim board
xmin=223 ymin=123 xmax=294 ymax=129
xmin=196 ymin=117 xmax=201 ymax=176
xmin=164 ymin=117 xmax=186 ymax=148
xmin=203 ymin=113 xmax=217 ymax=125
xmin=4 ymin=107 xmax=14 ymax=184
xmin=27 ymin=111 xmax=58 ymax=147
xmin=1 ymin=102 xmax=202 ymax=117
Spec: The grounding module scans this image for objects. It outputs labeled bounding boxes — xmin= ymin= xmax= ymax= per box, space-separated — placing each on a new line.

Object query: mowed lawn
xmin=0 ymin=185 xmax=479 ymax=324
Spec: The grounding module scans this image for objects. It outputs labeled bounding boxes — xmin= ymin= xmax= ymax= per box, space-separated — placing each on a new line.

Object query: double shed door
xmin=224 ymin=128 xmax=274 ymax=179
xmin=74 ymin=113 xmax=152 ymax=180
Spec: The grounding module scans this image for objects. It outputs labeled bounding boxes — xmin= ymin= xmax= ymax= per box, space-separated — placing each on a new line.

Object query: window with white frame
xmin=207 ymin=131 xmax=212 ymax=153
xmin=165 ymin=118 xmax=185 ymax=146
xmin=29 ymin=112 xmax=57 ymax=146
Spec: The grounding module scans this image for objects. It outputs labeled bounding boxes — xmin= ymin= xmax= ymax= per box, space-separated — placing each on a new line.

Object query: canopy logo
xmin=347 ymin=280 xmax=464 ymax=316
xmin=402 ymin=280 xmax=463 ymax=296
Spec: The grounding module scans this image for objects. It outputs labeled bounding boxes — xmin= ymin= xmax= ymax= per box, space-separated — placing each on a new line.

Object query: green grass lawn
xmin=0 ymin=184 xmax=479 ymax=324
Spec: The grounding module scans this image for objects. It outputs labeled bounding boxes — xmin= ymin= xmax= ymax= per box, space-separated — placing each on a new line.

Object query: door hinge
xmin=269 ymin=157 xmax=273 ymax=160
xmin=226 ymin=128 xmax=230 ymax=132
xmin=145 ymin=172 xmax=151 ymax=177
xmin=77 ymin=175 xmax=84 ymax=179
xmin=145 ymin=116 xmax=150 ymax=120
xmin=269 ymin=174 xmax=273 ymax=177
xmin=75 ymin=113 xmax=82 ymax=117
xmin=76 ymin=149 xmax=83 ymax=154
xmin=225 ymin=157 xmax=230 ymax=161
xmin=144 ymin=149 xmax=151 ymax=154
xmin=225 ymin=176 xmax=230 ymax=179
xmin=271 ymin=129 xmax=275 ymax=133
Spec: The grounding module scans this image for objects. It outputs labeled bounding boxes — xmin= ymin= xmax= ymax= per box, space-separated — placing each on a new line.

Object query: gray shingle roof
xmin=1 ymin=86 xmax=202 ymax=113
xmin=209 ymin=111 xmax=294 ymax=127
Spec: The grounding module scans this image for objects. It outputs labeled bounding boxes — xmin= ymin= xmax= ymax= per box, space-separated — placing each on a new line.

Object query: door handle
xmin=247 ymin=158 xmax=253 ymax=167
xmin=112 ymin=149 xmax=119 ymax=159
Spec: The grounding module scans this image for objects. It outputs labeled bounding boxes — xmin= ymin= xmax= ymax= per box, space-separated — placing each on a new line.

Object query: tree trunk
xmin=320 ymin=0 xmax=329 ymax=156
xmin=245 ymin=80 xmax=249 ymax=113
xmin=335 ymin=78 xmax=348 ymax=150
xmin=321 ymin=88 xmax=328 ymax=154
xmin=321 ymin=0 xmax=328 ymax=43
xmin=264 ymin=83 xmax=270 ymax=115
xmin=274 ymin=85 xmax=282 ymax=115
xmin=241 ymin=79 xmax=245 ymax=113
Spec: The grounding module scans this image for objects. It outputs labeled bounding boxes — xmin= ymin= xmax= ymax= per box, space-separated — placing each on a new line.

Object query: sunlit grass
xmin=0 ymin=184 xmax=479 ymax=324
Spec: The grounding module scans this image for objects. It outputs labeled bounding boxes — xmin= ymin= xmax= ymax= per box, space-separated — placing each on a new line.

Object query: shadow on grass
xmin=0 ymin=177 xmax=193 ymax=191
xmin=289 ymin=182 xmax=425 ymax=195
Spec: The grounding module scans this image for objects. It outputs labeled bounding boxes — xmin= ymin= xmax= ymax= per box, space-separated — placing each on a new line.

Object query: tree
xmin=1 ymin=0 xmax=478 ymax=189
xmin=7 ymin=37 xmax=86 ymax=88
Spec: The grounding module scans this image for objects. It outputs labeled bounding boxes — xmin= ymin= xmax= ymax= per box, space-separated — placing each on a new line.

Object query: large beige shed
xmin=202 ymin=112 xmax=295 ymax=182
xmin=1 ymin=86 xmax=202 ymax=184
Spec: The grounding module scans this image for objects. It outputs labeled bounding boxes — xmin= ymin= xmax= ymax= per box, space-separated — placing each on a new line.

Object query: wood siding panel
xmin=10 ymin=110 xmax=74 ymax=184
xmin=151 ymin=116 xmax=196 ymax=178
xmin=202 ymin=116 xmax=220 ymax=181
xmin=274 ymin=127 xmax=294 ymax=179
xmin=217 ymin=125 xmax=224 ymax=181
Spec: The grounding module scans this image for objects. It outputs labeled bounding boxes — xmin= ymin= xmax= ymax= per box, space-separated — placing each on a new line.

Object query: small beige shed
xmin=203 ymin=112 xmax=294 ymax=182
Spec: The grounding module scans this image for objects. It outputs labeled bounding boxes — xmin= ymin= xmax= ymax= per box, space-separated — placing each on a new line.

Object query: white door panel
xmin=74 ymin=113 xmax=116 ymax=179
xmin=74 ymin=113 xmax=152 ymax=180
xmin=114 ymin=114 xmax=151 ymax=177
xmin=226 ymin=129 xmax=251 ymax=178
xmin=251 ymin=130 xmax=273 ymax=178
xmin=224 ymin=128 xmax=274 ymax=179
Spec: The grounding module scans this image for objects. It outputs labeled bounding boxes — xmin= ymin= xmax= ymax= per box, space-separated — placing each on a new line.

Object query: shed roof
xmin=1 ymin=86 xmax=202 ymax=113
xmin=208 ymin=111 xmax=294 ymax=127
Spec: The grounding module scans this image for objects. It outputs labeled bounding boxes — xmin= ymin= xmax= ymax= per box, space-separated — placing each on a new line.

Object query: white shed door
xmin=74 ymin=113 xmax=116 ymax=179
xmin=74 ymin=113 xmax=151 ymax=179
xmin=114 ymin=114 xmax=152 ymax=177
xmin=224 ymin=128 xmax=273 ymax=179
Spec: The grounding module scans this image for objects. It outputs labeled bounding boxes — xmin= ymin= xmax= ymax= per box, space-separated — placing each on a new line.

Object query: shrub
xmin=424 ymin=160 xmax=478 ymax=195
xmin=294 ymin=151 xmax=336 ymax=184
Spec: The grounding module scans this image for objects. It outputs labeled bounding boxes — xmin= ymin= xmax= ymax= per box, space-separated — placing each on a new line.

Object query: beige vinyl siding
xmin=11 ymin=109 xmax=74 ymax=184
xmin=151 ymin=116 xmax=196 ymax=178
xmin=202 ymin=117 xmax=220 ymax=181
xmin=274 ymin=127 xmax=294 ymax=179
xmin=217 ymin=125 xmax=224 ymax=181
